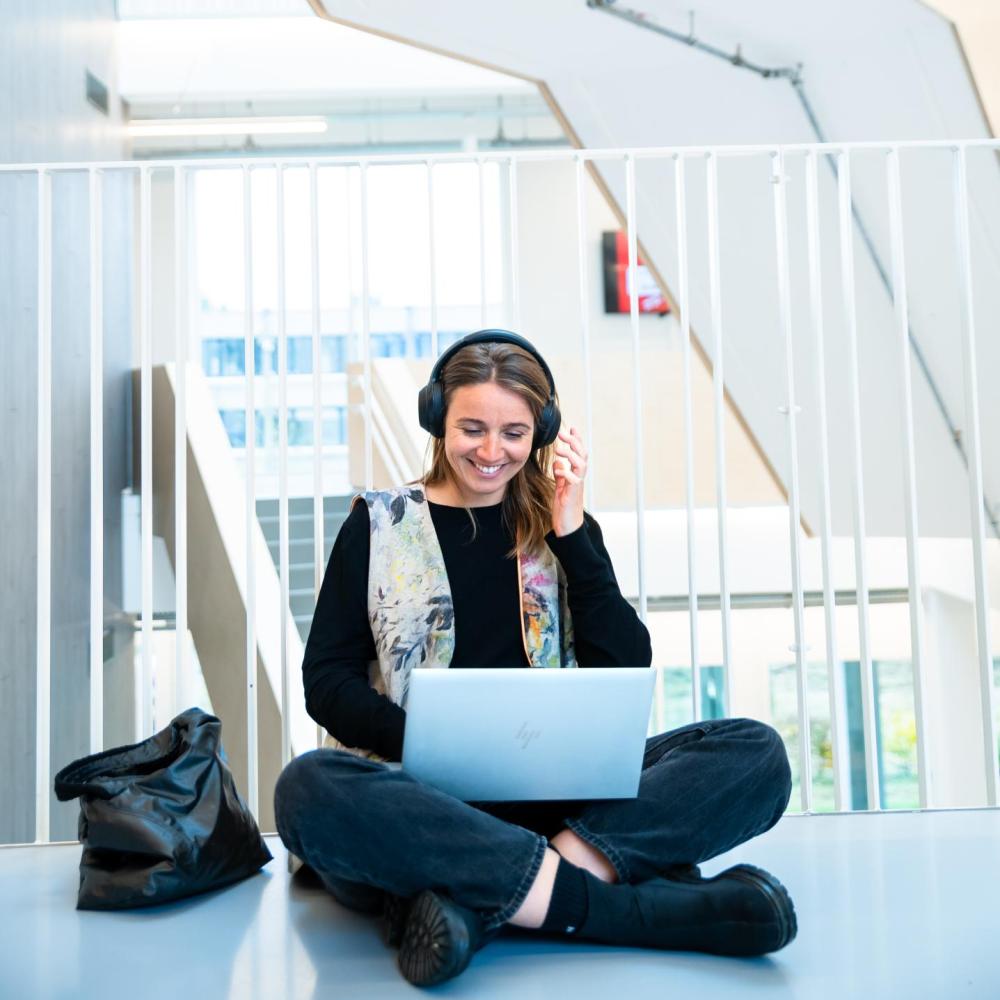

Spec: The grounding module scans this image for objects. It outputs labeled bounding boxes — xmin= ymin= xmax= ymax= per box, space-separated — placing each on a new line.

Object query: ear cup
xmin=534 ymin=399 xmax=561 ymax=448
xmin=417 ymin=381 xmax=446 ymax=438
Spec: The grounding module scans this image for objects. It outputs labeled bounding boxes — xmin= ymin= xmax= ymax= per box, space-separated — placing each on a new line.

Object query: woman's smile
xmin=469 ymin=459 xmax=506 ymax=478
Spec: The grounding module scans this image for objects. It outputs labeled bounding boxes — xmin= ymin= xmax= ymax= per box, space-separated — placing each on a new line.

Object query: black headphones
xmin=417 ymin=329 xmax=561 ymax=449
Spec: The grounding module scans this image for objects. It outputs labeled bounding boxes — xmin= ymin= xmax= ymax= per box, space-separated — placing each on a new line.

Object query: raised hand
xmin=551 ymin=425 xmax=588 ymax=537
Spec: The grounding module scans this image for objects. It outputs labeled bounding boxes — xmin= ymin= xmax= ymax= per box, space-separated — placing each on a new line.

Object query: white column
xmin=921 ymin=589 xmax=990 ymax=807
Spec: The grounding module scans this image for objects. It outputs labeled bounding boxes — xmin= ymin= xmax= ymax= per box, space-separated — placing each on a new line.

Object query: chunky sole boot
xmin=662 ymin=862 xmax=702 ymax=881
xmin=579 ymin=862 xmax=797 ymax=957
xmin=712 ymin=864 xmax=797 ymax=954
xmin=381 ymin=892 xmax=412 ymax=948
xmin=662 ymin=862 xmax=796 ymax=953
xmin=396 ymin=890 xmax=487 ymax=986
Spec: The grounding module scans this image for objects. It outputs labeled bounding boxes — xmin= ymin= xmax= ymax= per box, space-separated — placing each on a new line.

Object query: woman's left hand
xmin=551 ymin=425 xmax=588 ymax=537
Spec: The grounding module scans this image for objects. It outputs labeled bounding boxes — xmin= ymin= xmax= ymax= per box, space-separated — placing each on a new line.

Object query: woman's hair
xmin=421 ymin=341 xmax=556 ymax=556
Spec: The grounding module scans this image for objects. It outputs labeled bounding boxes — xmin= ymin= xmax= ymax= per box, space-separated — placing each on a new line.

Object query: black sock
xmin=539 ymin=858 xmax=589 ymax=935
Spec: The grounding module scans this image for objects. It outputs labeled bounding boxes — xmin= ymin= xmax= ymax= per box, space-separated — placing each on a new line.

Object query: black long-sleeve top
xmin=302 ymin=499 xmax=652 ymax=761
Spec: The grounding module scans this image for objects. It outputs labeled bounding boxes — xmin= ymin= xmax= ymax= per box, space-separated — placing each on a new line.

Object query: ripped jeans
xmin=274 ymin=717 xmax=792 ymax=932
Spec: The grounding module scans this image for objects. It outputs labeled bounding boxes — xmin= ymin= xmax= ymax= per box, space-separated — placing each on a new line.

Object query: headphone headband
xmin=417 ymin=329 xmax=561 ymax=448
xmin=427 ymin=329 xmax=557 ymax=397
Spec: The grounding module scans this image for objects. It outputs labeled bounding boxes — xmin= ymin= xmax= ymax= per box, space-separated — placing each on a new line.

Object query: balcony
xmin=2 ymin=138 xmax=999 ymax=996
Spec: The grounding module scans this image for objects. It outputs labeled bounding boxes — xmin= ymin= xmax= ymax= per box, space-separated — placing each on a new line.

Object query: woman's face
xmin=441 ymin=380 xmax=536 ymax=506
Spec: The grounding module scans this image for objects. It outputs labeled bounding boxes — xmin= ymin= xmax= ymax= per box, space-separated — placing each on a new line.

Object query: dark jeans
xmin=274 ymin=717 xmax=792 ymax=932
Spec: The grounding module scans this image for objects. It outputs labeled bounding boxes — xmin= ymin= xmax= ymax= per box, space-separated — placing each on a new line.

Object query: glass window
xmin=323 ymin=405 xmax=347 ymax=445
xmin=202 ymin=338 xmax=245 ymax=377
xmin=220 ymin=406 xmax=347 ymax=448
xmin=700 ymin=665 xmax=726 ymax=720
xmin=256 ymin=338 xmax=276 ymax=376
xmin=255 ymin=408 xmax=277 ymax=448
xmin=371 ymin=333 xmax=406 ymax=358
xmin=322 ymin=334 xmax=348 ymax=373
xmin=412 ymin=330 xmax=463 ymax=358
xmin=218 ymin=409 xmax=246 ymax=447
xmin=414 ymin=332 xmax=433 ymax=358
xmin=203 ymin=330 xmax=471 ymax=378
xmin=287 ymin=336 xmax=312 ymax=375
xmin=655 ymin=665 xmax=725 ymax=733
xmin=287 ymin=407 xmax=311 ymax=446
xmin=769 ymin=658 xmax=918 ymax=812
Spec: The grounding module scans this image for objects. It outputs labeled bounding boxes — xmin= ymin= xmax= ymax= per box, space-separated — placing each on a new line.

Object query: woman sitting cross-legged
xmin=274 ymin=330 xmax=796 ymax=987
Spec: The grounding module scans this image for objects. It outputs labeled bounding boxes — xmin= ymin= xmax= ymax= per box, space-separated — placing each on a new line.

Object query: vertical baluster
xmin=35 ymin=168 xmax=52 ymax=842
xmin=360 ymin=163 xmax=373 ymax=491
xmin=675 ymin=154 xmax=702 ymax=723
xmin=624 ymin=154 xmax=648 ymax=623
xmin=574 ymin=155 xmax=596 ymax=513
xmin=309 ymin=162 xmax=324 ymax=750
xmin=478 ymin=157 xmax=488 ymax=328
xmin=706 ymin=153 xmax=734 ymax=710
xmin=89 ymin=168 xmax=104 ymax=755
xmin=427 ymin=160 xmax=440 ymax=357
xmin=885 ymin=147 xmax=932 ymax=807
xmin=140 ymin=167 xmax=154 ymax=740
xmin=276 ymin=166 xmax=291 ymax=770
xmin=509 ymin=157 xmax=521 ymax=332
xmin=772 ymin=151 xmax=811 ymax=811
xmin=804 ymin=150 xmax=847 ymax=811
xmin=952 ymin=144 xmax=999 ymax=806
xmin=242 ymin=164 xmax=258 ymax=819
xmin=173 ymin=165 xmax=188 ymax=728
xmin=836 ymin=150 xmax=880 ymax=810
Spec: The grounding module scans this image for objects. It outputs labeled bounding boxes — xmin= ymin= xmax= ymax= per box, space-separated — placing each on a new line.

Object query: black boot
xmin=396 ymin=890 xmax=494 ymax=986
xmin=661 ymin=862 xmax=702 ymax=882
xmin=381 ymin=892 xmax=412 ymax=948
xmin=578 ymin=863 xmax=797 ymax=957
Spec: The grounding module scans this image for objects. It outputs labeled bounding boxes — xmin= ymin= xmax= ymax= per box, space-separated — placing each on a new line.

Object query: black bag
xmin=54 ymin=707 xmax=272 ymax=910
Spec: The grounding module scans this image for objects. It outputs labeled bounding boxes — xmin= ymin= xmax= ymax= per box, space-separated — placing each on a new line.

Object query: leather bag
xmin=54 ymin=707 xmax=272 ymax=909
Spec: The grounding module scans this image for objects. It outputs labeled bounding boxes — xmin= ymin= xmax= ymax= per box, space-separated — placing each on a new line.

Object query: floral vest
xmin=325 ymin=486 xmax=577 ymax=758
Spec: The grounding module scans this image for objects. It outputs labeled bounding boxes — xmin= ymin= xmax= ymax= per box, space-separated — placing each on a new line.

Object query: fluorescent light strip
xmin=128 ymin=118 xmax=328 ymax=138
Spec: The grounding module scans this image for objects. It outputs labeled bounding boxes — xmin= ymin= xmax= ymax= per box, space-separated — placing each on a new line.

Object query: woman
xmin=275 ymin=330 xmax=795 ymax=987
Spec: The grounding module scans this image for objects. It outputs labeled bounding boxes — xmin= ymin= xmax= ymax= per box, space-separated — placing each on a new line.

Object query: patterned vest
xmin=325 ymin=486 xmax=577 ymax=758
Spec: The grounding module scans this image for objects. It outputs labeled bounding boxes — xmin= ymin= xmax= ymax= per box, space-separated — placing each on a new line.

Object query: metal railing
xmin=6 ymin=138 xmax=999 ymax=841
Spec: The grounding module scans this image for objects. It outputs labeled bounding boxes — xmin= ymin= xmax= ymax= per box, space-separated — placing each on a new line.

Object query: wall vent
xmin=86 ymin=71 xmax=110 ymax=115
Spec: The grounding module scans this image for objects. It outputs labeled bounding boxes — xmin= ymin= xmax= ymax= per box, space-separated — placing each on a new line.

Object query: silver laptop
xmin=398 ymin=668 xmax=655 ymax=801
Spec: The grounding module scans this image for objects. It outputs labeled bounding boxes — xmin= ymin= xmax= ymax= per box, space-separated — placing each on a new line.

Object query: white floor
xmin=2 ymin=809 xmax=998 ymax=999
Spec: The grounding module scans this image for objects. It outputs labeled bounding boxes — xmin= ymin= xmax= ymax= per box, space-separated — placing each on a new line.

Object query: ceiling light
xmin=127 ymin=117 xmax=328 ymax=138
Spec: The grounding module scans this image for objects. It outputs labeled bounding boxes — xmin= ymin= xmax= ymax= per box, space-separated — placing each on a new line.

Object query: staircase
xmin=256 ymin=495 xmax=355 ymax=641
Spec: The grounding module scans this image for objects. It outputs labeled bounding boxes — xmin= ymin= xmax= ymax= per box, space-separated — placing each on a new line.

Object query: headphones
xmin=417 ymin=329 xmax=561 ymax=449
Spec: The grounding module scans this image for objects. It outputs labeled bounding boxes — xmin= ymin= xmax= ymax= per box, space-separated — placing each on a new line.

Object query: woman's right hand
xmin=551 ymin=425 xmax=588 ymax=537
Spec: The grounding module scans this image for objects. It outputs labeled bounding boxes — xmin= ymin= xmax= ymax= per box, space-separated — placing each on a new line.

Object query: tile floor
xmin=2 ymin=809 xmax=998 ymax=999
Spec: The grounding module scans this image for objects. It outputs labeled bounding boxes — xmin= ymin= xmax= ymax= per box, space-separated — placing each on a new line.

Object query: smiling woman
xmin=275 ymin=329 xmax=795 ymax=988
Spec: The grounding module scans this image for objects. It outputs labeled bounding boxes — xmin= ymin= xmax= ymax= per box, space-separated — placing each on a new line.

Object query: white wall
xmin=0 ymin=0 xmax=129 ymax=843
xmin=311 ymin=0 xmax=1000 ymax=544
xmin=513 ymin=156 xmax=785 ymax=513
xmin=0 ymin=1 xmax=126 ymax=164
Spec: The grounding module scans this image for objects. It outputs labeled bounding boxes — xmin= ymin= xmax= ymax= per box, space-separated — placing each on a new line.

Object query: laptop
xmin=398 ymin=667 xmax=655 ymax=802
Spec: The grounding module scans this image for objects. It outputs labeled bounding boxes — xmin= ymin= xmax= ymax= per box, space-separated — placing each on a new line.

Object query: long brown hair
xmin=421 ymin=341 xmax=556 ymax=556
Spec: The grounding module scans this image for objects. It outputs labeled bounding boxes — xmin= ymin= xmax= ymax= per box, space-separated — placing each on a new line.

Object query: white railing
xmin=6 ymin=139 xmax=999 ymax=841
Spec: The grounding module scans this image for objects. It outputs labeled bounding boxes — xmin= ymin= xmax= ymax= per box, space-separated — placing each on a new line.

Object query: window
xmin=218 ymin=406 xmax=347 ymax=448
xmin=371 ymin=333 xmax=406 ymax=357
xmin=219 ymin=409 xmax=247 ymax=447
xmin=201 ymin=330 xmax=470 ymax=378
xmin=656 ymin=665 xmax=726 ymax=733
xmin=202 ymin=338 xmax=245 ymax=376
xmin=769 ymin=658 xmax=919 ymax=812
